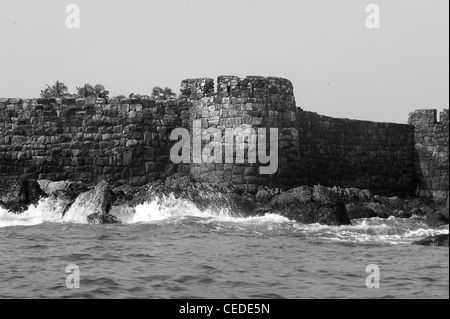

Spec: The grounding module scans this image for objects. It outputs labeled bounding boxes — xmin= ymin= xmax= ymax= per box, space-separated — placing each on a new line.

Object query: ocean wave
xmin=0 ymin=195 xmax=448 ymax=246
xmin=0 ymin=197 xmax=65 ymax=227
xmin=117 ymin=195 xmax=291 ymax=224
xmin=293 ymin=217 xmax=449 ymax=245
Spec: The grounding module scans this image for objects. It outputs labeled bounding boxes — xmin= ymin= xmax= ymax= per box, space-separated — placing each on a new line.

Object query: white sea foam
xmin=125 ymin=194 xmax=290 ymax=224
xmin=0 ymin=194 xmax=448 ymax=246
xmin=293 ymin=217 xmax=449 ymax=244
xmin=0 ymin=197 xmax=65 ymax=227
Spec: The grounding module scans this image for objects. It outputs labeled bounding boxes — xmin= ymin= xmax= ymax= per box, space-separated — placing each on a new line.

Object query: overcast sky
xmin=0 ymin=0 xmax=448 ymax=123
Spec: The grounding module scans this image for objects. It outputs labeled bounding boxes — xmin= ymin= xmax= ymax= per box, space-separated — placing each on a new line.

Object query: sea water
xmin=0 ymin=196 xmax=448 ymax=299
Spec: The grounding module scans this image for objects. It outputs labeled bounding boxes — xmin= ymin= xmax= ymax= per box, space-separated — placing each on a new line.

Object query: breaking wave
xmin=0 ymin=194 xmax=447 ymax=245
xmin=0 ymin=197 xmax=65 ymax=227
xmin=294 ymin=216 xmax=448 ymax=245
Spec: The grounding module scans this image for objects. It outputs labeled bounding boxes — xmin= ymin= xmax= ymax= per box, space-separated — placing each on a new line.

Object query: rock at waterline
xmin=127 ymin=175 xmax=256 ymax=215
xmin=424 ymin=211 xmax=449 ymax=228
xmin=87 ymin=212 xmax=120 ymax=224
xmin=443 ymin=196 xmax=450 ymax=220
xmin=430 ymin=197 xmax=450 ymax=225
xmin=0 ymin=177 xmax=46 ymax=213
xmin=345 ymin=203 xmax=378 ymax=219
xmin=165 ymin=172 xmax=191 ymax=188
xmin=38 ymin=180 xmax=89 ymax=200
xmin=269 ymin=185 xmax=351 ymax=226
xmin=38 ymin=179 xmax=89 ymax=216
xmin=413 ymin=234 xmax=449 ymax=247
xmin=65 ymin=180 xmax=120 ymax=224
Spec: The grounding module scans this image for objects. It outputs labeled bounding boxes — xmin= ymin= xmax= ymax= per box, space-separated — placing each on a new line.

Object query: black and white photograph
xmin=0 ymin=0 xmax=448 ymax=303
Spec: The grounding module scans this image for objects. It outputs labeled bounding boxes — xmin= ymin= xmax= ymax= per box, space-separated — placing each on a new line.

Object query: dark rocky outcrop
xmin=127 ymin=174 xmax=256 ymax=215
xmin=255 ymin=187 xmax=281 ymax=204
xmin=327 ymin=186 xmax=373 ymax=204
xmin=424 ymin=211 xmax=449 ymax=228
xmin=265 ymin=184 xmax=448 ymax=224
xmin=38 ymin=180 xmax=88 ymax=199
xmin=412 ymin=197 xmax=449 ymax=247
xmin=0 ymin=177 xmax=46 ymax=213
xmin=38 ymin=180 xmax=89 ymax=216
xmin=319 ymin=187 xmax=449 ymax=221
xmin=268 ymin=185 xmax=351 ymax=226
xmin=421 ymin=197 xmax=449 ymax=228
xmin=87 ymin=212 xmax=120 ymax=224
xmin=441 ymin=197 xmax=450 ymax=220
xmin=112 ymin=184 xmax=140 ymax=206
xmin=413 ymin=234 xmax=449 ymax=247
xmin=165 ymin=173 xmax=191 ymax=188
xmin=2 ymin=173 xmax=448 ymax=230
xmin=345 ymin=203 xmax=379 ymax=219
xmin=67 ymin=180 xmax=120 ymax=224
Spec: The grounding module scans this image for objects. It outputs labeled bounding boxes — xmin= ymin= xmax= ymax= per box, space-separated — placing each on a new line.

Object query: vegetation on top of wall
xmin=40 ymin=81 xmax=70 ymax=98
xmin=126 ymin=87 xmax=178 ymax=101
xmin=39 ymin=81 xmax=177 ymax=101
xmin=76 ymin=84 xmax=110 ymax=99
xmin=151 ymin=86 xmax=177 ymax=100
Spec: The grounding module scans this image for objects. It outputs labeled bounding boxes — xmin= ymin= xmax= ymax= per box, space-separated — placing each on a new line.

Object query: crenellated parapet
xmin=181 ymin=76 xmax=295 ymax=105
xmin=180 ymin=78 xmax=215 ymax=99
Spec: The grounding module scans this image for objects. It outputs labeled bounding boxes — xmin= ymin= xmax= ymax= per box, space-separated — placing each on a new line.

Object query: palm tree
xmin=151 ymin=86 xmax=177 ymax=100
xmin=94 ymin=84 xmax=110 ymax=99
xmin=53 ymin=81 xmax=69 ymax=96
xmin=76 ymin=84 xmax=96 ymax=98
xmin=163 ymin=87 xmax=177 ymax=99
xmin=77 ymin=84 xmax=110 ymax=99
xmin=40 ymin=80 xmax=69 ymax=98
xmin=151 ymin=86 xmax=163 ymax=99
xmin=40 ymin=88 xmax=53 ymax=98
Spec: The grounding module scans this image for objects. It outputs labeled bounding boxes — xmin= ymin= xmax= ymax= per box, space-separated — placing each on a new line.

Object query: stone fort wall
xmin=297 ymin=111 xmax=416 ymax=196
xmin=0 ymin=96 xmax=189 ymax=186
xmin=0 ymin=75 xmax=448 ymax=199
xmin=408 ymin=109 xmax=449 ymax=201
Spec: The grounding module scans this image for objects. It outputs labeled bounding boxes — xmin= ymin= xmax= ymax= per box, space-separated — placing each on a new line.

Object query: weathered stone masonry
xmin=181 ymin=76 xmax=299 ymax=192
xmin=0 ymin=76 xmax=448 ymax=200
xmin=408 ymin=109 xmax=449 ymax=201
xmin=297 ymin=111 xmax=416 ymax=197
xmin=0 ymin=97 xmax=189 ymax=186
